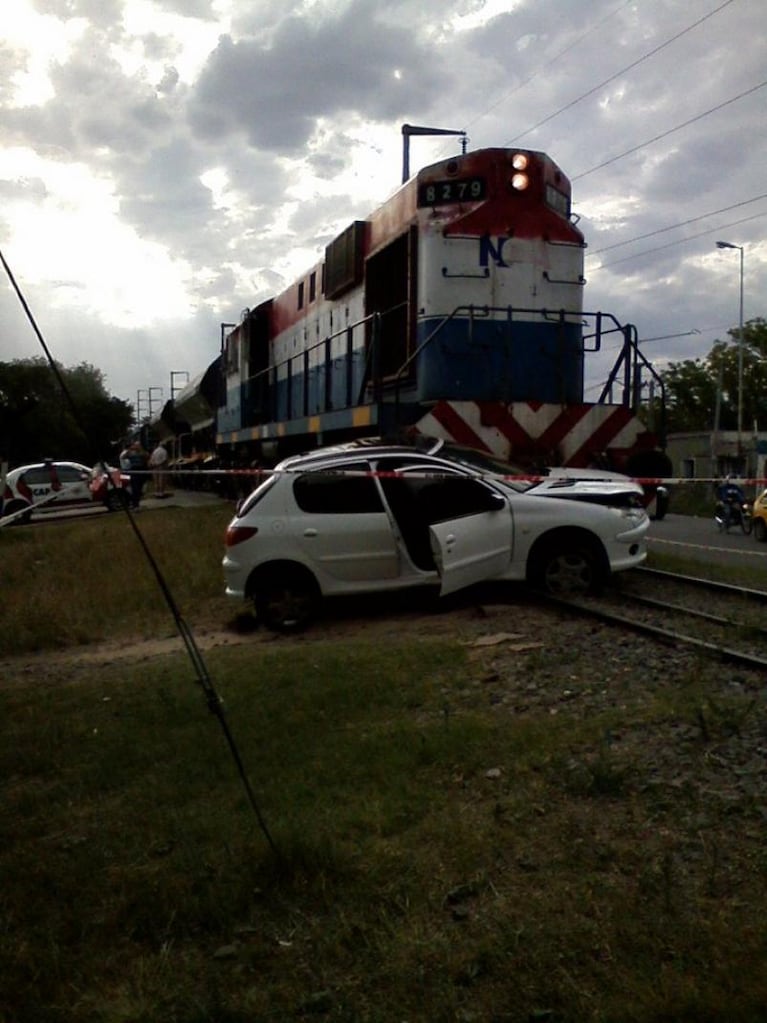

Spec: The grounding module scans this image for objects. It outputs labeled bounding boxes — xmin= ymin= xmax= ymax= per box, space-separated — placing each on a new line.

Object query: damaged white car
xmin=223 ymin=443 xmax=648 ymax=630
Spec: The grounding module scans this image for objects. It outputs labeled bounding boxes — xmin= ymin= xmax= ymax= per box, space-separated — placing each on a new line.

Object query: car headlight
xmin=619 ymin=506 xmax=648 ymax=524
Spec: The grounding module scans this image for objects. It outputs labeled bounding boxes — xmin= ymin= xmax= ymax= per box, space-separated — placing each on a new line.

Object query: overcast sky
xmin=1 ymin=0 xmax=765 ymax=414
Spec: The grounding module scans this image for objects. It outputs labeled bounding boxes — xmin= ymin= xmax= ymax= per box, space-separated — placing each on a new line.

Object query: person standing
xmin=149 ymin=440 xmax=169 ymax=498
xmin=127 ymin=441 xmax=149 ymax=509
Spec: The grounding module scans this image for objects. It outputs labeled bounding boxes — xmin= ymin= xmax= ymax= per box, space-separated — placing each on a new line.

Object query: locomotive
xmin=170 ymin=142 xmax=671 ymax=497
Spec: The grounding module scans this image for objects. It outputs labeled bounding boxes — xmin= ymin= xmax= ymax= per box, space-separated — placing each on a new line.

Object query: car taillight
xmin=225 ymin=525 xmax=258 ymax=547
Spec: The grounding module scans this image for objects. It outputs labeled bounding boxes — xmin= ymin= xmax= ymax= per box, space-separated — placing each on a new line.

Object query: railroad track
xmin=540 ymin=566 xmax=767 ymax=671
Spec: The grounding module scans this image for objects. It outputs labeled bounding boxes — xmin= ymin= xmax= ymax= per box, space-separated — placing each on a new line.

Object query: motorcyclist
xmin=716 ymin=475 xmax=746 ymax=530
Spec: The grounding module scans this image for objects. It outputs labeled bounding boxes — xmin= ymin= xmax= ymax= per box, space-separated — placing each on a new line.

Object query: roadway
xmin=647 ymin=512 xmax=767 ymax=575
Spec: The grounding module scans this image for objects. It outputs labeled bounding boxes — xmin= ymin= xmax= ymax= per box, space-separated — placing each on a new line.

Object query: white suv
xmin=223 ymin=443 xmax=648 ymax=630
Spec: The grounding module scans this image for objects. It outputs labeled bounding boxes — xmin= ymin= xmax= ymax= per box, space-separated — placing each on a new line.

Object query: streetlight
xmin=716 ymin=240 xmax=745 ymax=459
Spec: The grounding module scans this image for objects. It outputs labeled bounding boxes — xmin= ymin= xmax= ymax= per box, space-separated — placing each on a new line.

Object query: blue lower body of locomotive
xmin=222 ymin=315 xmax=585 ymax=436
xmin=415 ymin=315 xmax=585 ymax=404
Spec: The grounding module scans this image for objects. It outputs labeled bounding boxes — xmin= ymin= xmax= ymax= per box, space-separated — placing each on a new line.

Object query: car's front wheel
xmin=252 ymin=566 xmax=321 ymax=632
xmin=754 ymin=518 xmax=767 ymax=543
xmin=529 ymin=535 xmax=607 ymax=597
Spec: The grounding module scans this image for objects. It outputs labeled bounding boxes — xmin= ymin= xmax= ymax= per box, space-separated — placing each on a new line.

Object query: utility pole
xmin=148 ymin=386 xmax=164 ymax=418
xmin=136 ymin=389 xmax=149 ymax=424
xmin=716 ymin=241 xmax=745 ymax=464
xmin=401 ymin=124 xmax=467 ymax=184
xmin=170 ymin=371 xmax=189 ymax=400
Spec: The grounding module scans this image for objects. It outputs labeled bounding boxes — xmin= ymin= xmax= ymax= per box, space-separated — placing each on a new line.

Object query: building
xmin=666 ymin=429 xmax=767 ymax=484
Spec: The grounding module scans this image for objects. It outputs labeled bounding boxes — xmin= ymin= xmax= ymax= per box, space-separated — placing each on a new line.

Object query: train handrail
xmin=233 ymin=301 xmax=666 ymax=438
xmin=391 ymin=304 xmax=666 ymax=431
xmin=599 ymin=321 xmax=667 ymax=444
xmin=241 ymin=311 xmax=380 ymax=421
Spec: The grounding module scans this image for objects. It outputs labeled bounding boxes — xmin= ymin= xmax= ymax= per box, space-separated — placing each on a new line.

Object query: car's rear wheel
xmin=2 ymin=499 xmax=33 ymax=525
xmin=105 ymin=488 xmax=130 ymax=511
xmin=253 ymin=567 xmax=321 ymax=632
xmin=529 ymin=537 xmax=606 ymax=597
xmin=754 ymin=517 xmax=767 ymax=543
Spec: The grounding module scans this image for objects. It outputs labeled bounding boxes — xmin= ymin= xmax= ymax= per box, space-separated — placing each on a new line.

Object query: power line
xmin=505 ymin=0 xmax=737 ymax=145
xmin=588 ymin=208 xmax=767 ymax=272
xmin=584 ymin=194 xmax=767 ymax=257
xmin=457 ymin=0 xmax=635 ymax=137
xmin=572 ymin=79 xmax=767 ymax=181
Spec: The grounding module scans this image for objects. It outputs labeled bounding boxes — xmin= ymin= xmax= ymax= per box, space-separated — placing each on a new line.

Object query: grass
xmin=0 ymin=505 xmax=233 ymax=655
xmin=3 ymin=507 xmax=767 ymax=1021
xmin=648 ymin=546 xmax=766 ymax=589
xmin=4 ymin=639 xmax=767 ymax=1022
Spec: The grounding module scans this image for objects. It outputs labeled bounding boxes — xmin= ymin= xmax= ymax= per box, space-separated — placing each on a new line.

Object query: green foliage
xmin=659 ymin=317 xmax=767 ymax=433
xmin=0 ymin=357 xmax=133 ymax=466
xmin=3 ymin=506 xmax=767 ymax=1020
xmin=0 ymin=504 xmax=233 ymax=656
xmin=3 ymin=633 xmax=767 ymax=1021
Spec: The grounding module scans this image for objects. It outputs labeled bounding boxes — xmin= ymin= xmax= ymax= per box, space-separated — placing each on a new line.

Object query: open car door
xmin=424 ymin=478 xmax=512 ymax=596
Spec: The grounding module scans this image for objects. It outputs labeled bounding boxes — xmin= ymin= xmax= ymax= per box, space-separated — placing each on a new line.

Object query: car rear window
xmin=20 ymin=467 xmax=52 ymax=485
xmin=236 ymin=474 xmax=280 ymax=516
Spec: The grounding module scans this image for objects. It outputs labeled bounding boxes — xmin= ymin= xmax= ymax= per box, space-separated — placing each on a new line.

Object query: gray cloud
xmin=188 ymin=3 xmax=448 ymax=152
xmin=0 ymin=0 xmax=765 ymax=408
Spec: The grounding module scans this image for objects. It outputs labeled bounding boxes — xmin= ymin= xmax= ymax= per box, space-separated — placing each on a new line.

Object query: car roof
xmin=273 ymin=443 xmax=643 ymax=499
xmin=8 ymin=460 xmax=90 ymax=474
xmin=276 ymin=444 xmax=430 ymax=470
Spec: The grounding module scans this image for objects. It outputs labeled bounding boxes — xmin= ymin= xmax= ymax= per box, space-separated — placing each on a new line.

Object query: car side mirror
xmin=488 ymin=492 xmax=506 ymax=511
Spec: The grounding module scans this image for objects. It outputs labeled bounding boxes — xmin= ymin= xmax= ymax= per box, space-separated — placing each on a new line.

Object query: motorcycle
xmin=715 ymin=498 xmax=753 ymax=535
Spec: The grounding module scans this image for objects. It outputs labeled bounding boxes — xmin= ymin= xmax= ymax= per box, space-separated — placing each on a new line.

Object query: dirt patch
xmin=4 ymin=591 xmax=550 ymax=676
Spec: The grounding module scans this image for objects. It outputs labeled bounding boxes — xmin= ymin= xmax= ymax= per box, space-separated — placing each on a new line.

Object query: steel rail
xmin=620 ymin=591 xmax=767 ymax=634
xmin=636 ymin=565 xmax=767 ymax=602
xmin=539 ymin=592 xmax=767 ymax=672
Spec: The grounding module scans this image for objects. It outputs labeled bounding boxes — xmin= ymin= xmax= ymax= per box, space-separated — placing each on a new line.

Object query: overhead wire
xmin=441 ymin=0 xmax=761 ymax=247
xmin=439 ymin=0 xmax=635 ymax=149
xmin=0 ymin=248 xmax=280 ymax=860
xmin=587 ymin=208 xmax=767 ymax=272
xmin=584 ymin=194 xmax=767 ymax=256
xmin=572 ymin=79 xmax=767 ymax=181
xmin=504 ymin=0 xmax=738 ymax=145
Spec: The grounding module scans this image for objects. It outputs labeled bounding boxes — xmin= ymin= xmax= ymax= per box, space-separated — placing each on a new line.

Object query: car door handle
xmin=303 ymin=528 xmax=318 ymax=537
xmin=444 ymin=534 xmax=456 ymax=544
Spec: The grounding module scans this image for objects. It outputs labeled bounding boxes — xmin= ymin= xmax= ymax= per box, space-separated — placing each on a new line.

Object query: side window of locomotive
xmin=293 ymin=465 xmax=384 ymax=515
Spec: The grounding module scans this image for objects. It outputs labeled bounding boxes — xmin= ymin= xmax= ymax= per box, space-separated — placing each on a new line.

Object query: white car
xmin=1 ymin=460 xmax=130 ymax=524
xmin=223 ymin=443 xmax=648 ymax=630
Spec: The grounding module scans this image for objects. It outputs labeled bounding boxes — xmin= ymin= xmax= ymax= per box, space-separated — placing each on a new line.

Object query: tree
xmin=658 ymin=318 xmax=767 ymax=433
xmin=0 ymin=358 xmax=133 ymax=467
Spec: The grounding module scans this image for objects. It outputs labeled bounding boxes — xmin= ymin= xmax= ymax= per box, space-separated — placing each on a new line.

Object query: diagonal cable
xmin=0 ymin=247 xmax=279 ymax=858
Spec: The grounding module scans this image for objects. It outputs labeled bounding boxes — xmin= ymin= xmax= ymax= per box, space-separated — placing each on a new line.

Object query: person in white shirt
xmin=149 ymin=441 xmax=169 ymax=498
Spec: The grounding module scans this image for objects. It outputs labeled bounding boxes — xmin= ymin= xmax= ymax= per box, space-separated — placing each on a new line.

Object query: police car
xmin=1 ymin=460 xmax=130 ymax=524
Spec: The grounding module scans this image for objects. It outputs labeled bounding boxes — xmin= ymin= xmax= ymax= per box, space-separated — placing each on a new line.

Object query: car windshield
xmin=436 ymin=443 xmax=543 ymax=493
